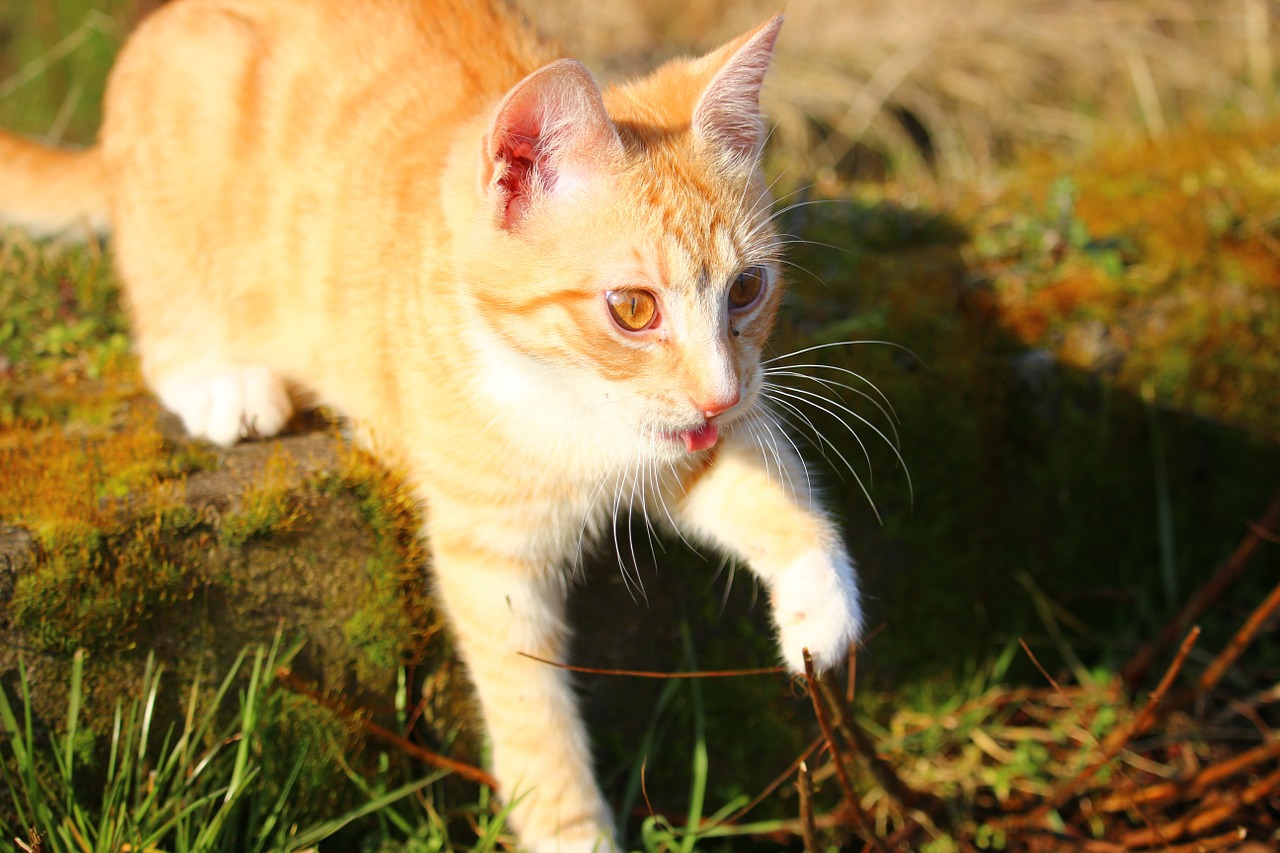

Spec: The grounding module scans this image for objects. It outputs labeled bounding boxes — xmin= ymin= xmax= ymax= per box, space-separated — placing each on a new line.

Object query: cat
xmin=0 ymin=1 xmax=864 ymax=849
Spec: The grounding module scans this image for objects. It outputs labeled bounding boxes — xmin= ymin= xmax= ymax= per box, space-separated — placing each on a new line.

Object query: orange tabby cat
xmin=0 ymin=1 xmax=863 ymax=849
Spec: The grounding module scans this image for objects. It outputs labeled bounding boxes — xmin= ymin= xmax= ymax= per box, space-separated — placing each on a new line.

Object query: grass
xmin=534 ymin=0 xmax=1279 ymax=180
xmin=0 ymin=637 xmax=460 ymax=853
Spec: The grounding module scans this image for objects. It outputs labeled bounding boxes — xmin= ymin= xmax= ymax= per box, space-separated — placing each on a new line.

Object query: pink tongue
xmin=683 ymin=423 xmax=719 ymax=452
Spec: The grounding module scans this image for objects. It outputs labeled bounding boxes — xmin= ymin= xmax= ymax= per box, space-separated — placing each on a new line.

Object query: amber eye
xmin=728 ymin=266 xmax=766 ymax=310
xmin=606 ymin=289 xmax=659 ymax=332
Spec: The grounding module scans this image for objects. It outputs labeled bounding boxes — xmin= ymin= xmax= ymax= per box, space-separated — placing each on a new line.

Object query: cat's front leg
xmin=675 ymin=432 xmax=863 ymax=673
xmin=428 ymin=518 xmax=616 ymax=853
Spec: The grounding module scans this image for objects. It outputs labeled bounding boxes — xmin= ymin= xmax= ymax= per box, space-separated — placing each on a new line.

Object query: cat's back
xmin=102 ymin=0 xmax=554 ymax=173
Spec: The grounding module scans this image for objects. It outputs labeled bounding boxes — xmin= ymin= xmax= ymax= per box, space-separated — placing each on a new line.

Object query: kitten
xmin=0 ymin=1 xmax=864 ymax=849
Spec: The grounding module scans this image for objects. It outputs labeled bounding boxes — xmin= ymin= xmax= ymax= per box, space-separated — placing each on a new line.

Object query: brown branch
xmin=1033 ymin=627 xmax=1198 ymax=833
xmin=1120 ymin=765 xmax=1280 ymax=847
xmin=1098 ymin=737 xmax=1280 ymax=812
xmin=803 ymin=648 xmax=891 ymax=853
xmin=274 ymin=666 xmax=498 ymax=790
xmin=1010 ymin=632 xmax=1198 ymax=836
xmin=1194 ymin=578 xmax=1280 ymax=698
xmin=720 ymin=736 xmax=824 ymax=827
xmin=516 ymin=651 xmax=786 ymax=679
xmin=1123 ymin=488 xmax=1280 ymax=688
xmin=798 ymin=760 xmax=819 ymax=853
xmin=815 ymin=675 xmax=942 ymax=818
xmin=1152 ymin=827 xmax=1249 ymax=853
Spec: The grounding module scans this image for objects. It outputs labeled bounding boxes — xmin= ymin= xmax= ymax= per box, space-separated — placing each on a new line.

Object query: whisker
xmin=764 ymin=339 xmax=924 ymax=367
xmin=765 ymin=368 xmax=901 ymax=449
xmin=611 ymin=459 xmax=644 ymax=604
xmin=770 ymin=381 xmax=913 ymax=500
xmin=761 ymin=389 xmax=882 ymax=524
xmin=754 ymin=406 xmax=812 ymax=502
xmin=765 ymin=361 xmax=900 ymax=423
xmin=742 ymin=413 xmax=795 ymax=503
xmin=574 ymin=473 xmax=611 ymax=579
xmin=764 ymin=383 xmax=874 ymax=483
xmin=774 ymin=257 xmax=830 ymax=287
xmin=761 ymin=391 xmax=859 ymax=482
xmin=638 ymin=439 xmax=665 ymax=566
xmin=623 ymin=453 xmax=648 ymax=605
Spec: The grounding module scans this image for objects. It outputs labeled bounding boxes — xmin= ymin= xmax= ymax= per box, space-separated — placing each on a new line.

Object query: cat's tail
xmin=0 ymin=130 xmax=110 ymax=238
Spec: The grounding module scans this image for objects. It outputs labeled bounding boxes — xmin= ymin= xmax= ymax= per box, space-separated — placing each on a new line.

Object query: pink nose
xmin=698 ymin=391 xmax=740 ymax=419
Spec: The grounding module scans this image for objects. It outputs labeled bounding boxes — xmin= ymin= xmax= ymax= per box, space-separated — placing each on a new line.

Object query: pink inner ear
xmin=495 ymin=137 xmax=542 ymax=225
xmin=485 ymin=59 xmax=621 ymax=231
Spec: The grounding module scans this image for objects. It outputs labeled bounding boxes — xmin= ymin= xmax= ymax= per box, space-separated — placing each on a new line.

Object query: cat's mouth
xmin=659 ymin=423 xmax=719 ymax=452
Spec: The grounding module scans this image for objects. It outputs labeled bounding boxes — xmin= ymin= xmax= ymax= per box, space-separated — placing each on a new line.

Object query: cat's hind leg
xmin=151 ymin=364 xmax=293 ymax=447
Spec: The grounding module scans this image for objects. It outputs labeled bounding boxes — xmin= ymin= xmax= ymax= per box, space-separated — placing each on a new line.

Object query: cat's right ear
xmin=482 ymin=59 xmax=622 ymax=231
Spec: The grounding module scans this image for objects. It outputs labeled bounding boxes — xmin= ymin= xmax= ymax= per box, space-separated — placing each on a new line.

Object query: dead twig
xmin=720 ymin=736 xmax=824 ymax=827
xmin=1014 ymin=629 xmax=1198 ymax=838
xmin=516 ymin=651 xmax=786 ymax=679
xmin=803 ymin=648 xmax=890 ymax=853
xmin=274 ymin=666 xmax=498 ymax=790
xmin=1120 ymin=766 xmax=1280 ymax=848
xmin=798 ymin=760 xmax=819 ymax=853
xmin=1123 ymin=489 xmax=1280 ymax=688
xmin=1098 ymin=737 xmax=1280 ymax=812
xmin=1193 ymin=579 xmax=1280 ymax=699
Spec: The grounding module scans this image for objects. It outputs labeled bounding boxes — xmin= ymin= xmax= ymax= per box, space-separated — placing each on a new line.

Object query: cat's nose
xmin=698 ymin=390 xmax=740 ymax=419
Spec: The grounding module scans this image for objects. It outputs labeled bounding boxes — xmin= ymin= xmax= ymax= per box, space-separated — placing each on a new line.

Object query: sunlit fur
xmin=0 ymin=2 xmax=870 ymax=850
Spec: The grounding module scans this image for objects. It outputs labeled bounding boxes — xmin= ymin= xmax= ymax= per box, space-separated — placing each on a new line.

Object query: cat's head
xmin=461 ymin=18 xmax=785 ymax=465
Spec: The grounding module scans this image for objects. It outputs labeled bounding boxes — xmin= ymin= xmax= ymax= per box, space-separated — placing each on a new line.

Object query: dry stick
xmin=1120 ymin=765 xmax=1280 ymax=848
xmin=274 ymin=667 xmax=499 ymax=790
xmin=1154 ymin=827 xmax=1249 ymax=853
xmin=1098 ymin=737 xmax=1280 ymax=812
xmin=802 ymin=649 xmax=891 ymax=853
xmin=798 ymin=760 xmax=819 ymax=853
xmin=516 ymin=651 xmax=786 ymax=679
xmin=1003 ymin=630 xmax=1182 ymax=835
xmin=1020 ymin=628 xmax=1199 ymax=831
xmin=1123 ymin=488 xmax=1280 ymax=688
xmin=817 ymin=676 xmax=938 ymax=815
xmin=721 ymin=735 xmax=825 ymax=827
xmin=1194 ymin=578 xmax=1280 ymax=698
xmin=640 ymin=759 xmax=656 ymax=821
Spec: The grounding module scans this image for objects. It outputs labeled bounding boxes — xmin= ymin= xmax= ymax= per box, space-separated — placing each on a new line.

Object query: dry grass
xmin=4 ymin=1 xmax=1274 ymax=178
xmin=526 ymin=0 xmax=1278 ymax=179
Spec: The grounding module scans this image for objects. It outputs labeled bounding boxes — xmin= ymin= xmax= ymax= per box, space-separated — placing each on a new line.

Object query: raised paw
xmin=771 ymin=547 xmax=863 ymax=674
xmin=153 ymin=366 xmax=292 ymax=446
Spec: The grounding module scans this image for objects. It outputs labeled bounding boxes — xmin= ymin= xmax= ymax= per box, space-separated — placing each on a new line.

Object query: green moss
xmin=218 ymin=485 xmax=298 ymax=547
xmin=218 ymin=450 xmax=303 ymax=547
xmin=344 ymin=553 xmax=416 ymax=680
xmin=14 ymin=510 xmax=198 ymax=653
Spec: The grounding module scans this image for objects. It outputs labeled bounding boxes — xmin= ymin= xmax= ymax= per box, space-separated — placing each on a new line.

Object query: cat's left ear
xmin=483 ymin=59 xmax=623 ymax=231
xmin=692 ymin=15 xmax=783 ymax=162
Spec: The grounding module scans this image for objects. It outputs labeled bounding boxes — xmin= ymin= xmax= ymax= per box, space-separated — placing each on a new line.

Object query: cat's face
xmin=491 ymin=151 xmax=780 ymax=464
xmin=462 ymin=18 xmax=786 ymax=468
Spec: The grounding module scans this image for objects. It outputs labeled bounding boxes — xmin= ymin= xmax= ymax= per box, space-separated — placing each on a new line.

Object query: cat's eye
xmin=606 ymin=289 xmax=659 ymax=332
xmin=728 ymin=266 xmax=766 ymax=311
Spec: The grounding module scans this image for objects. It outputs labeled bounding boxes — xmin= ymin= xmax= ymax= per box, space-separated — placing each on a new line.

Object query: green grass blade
xmin=677 ymin=626 xmax=708 ymax=853
xmin=284 ymin=772 xmax=446 ymax=851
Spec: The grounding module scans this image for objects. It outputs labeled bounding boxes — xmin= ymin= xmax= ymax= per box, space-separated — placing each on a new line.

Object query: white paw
xmin=154 ymin=366 xmax=292 ymax=446
xmin=772 ymin=547 xmax=863 ymax=674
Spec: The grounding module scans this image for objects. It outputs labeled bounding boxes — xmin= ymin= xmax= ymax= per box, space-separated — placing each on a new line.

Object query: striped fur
xmin=0 ymin=2 xmax=864 ymax=850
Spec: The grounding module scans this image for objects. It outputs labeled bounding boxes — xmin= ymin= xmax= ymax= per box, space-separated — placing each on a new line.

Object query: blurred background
xmin=2 ymin=0 xmax=1279 ymax=849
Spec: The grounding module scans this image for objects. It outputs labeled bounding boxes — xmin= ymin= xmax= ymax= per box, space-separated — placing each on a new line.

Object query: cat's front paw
xmin=772 ymin=547 xmax=862 ymax=674
xmin=154 ymin=366 xmax=292 ymax=446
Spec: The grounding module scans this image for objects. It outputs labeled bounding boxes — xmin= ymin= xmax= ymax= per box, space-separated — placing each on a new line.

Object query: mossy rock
xmin=0 ymin=404 xmax=477 ymax=825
